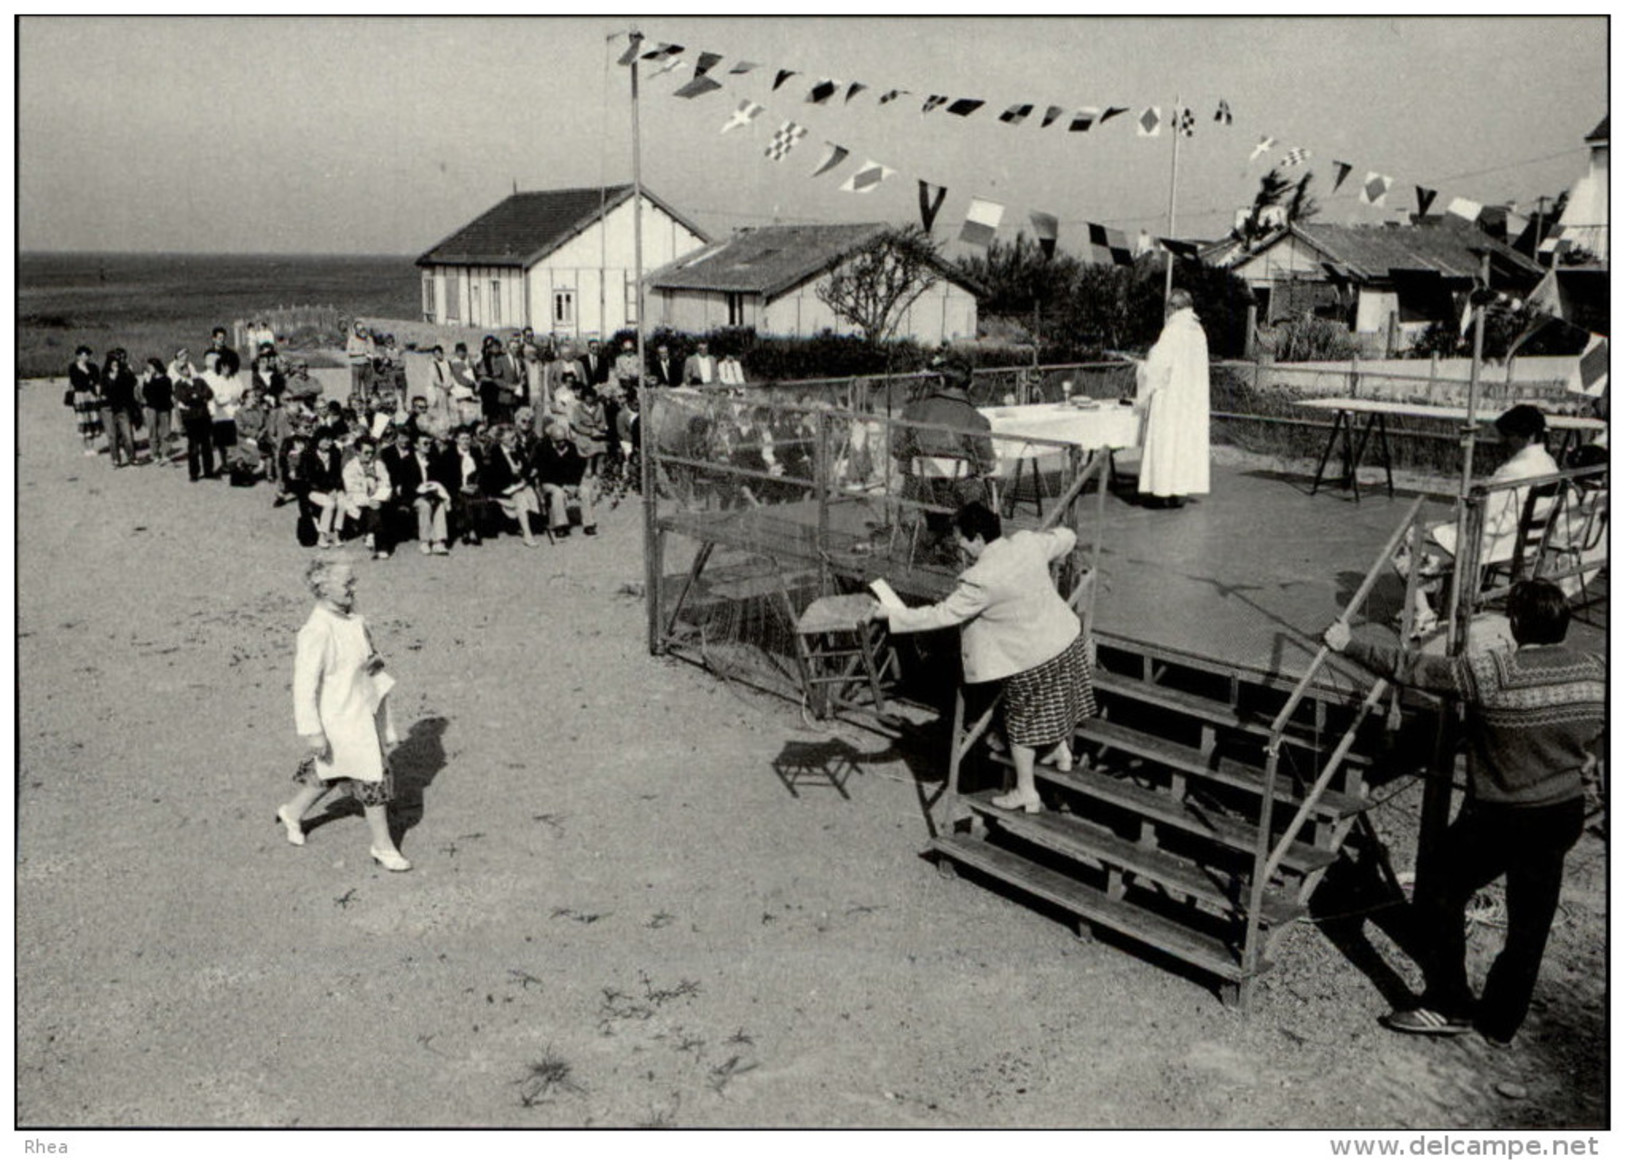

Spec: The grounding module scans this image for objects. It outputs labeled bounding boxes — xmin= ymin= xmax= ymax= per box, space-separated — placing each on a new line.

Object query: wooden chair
xmin=1483 ymin=480 xmax=1564 ymax=592
xmin=791 ymin=593 xmax=898 ymax=720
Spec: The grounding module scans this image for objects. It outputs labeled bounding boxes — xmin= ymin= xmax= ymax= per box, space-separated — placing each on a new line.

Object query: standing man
xmin=1133 ymin=288 xmax=1210 ymax=508
xmin=614 ymin=338 xmax=643 ymax=397
xmin=683 ymin=339 xmax=718 ymax=386
xmin=650 ymin=342 xmax=681 ymax=388
xmin=1323 ymin=579 xmax=1604 ymax=1047
xmin=209 ymin=326 xmax=241 ymax=377
xmin=581 ymin=338 xmax=611 ymax=387
xmin=346 ymin=320 xmax=376 ymax=400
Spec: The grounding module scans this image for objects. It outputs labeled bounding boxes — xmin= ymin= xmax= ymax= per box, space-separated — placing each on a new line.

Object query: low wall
xmin=1253 ymin=354 xmax=1577 ymax=405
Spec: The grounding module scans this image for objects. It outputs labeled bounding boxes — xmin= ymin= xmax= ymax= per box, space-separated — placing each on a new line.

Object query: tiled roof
xmin=417 ymin=185 xmax=708 ymax=268
xmin=1585 ymin=115 xmax=1608 ymax=143
xmin=648 ymin=222 xmax=890 ymax=297
xmin=1287 ymin=220 xmax=1543 ymax=283
xmin=647 ymin=222 xmax=980 ymax=299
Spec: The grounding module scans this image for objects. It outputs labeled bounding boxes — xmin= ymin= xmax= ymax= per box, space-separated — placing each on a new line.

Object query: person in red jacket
xmin=1324 ymin=579 xmax=1605 ymax=1046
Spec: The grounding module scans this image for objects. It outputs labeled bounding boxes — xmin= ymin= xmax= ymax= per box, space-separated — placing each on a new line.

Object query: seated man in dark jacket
xmin=891 ymin=365 xmax=996 ymax=541
xmin=437 ymin=427 xmax=487 ymax=546
xmin=534 ymin=418 xmax=597 ymax=537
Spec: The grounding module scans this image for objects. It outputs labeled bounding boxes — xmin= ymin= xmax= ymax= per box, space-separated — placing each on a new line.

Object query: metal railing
xmin=1239 ymin=495 xmax=1427 ymax=981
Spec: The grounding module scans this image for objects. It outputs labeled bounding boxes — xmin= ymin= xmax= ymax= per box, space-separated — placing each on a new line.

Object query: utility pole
xmin=1162 ymin=96 xmax=1183 ymax=307
xmin=628 ymin=28 xmax=659 ymax=655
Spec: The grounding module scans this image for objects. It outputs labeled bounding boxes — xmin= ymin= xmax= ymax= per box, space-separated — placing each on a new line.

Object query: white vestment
xmin=292 ymin=605 xmax=397 ymax=782
xmin=1134 ymin=307 xmax=1211 ymax=498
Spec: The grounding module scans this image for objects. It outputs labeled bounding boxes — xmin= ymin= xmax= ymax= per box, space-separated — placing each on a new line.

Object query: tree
xmin=816 ymin=226 xmax=944 ymax=343
xmin=954 ymin=233 xmax=1082 ymax=316
xmin=1234 ymin=167 xmax=1318 ymax=250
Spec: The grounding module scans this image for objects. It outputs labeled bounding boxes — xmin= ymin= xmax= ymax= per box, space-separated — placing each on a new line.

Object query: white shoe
xmin=370 ymin=846 xmax=412 ymax=872
xmin=419 ymin=541 xmax=432 ymax=555
xmin=276 ymin=805 xmax=305 ymax=846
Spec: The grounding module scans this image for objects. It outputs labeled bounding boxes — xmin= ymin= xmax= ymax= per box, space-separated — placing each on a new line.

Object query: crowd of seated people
xmin=63 ymin=324 xmax=621 ymax=560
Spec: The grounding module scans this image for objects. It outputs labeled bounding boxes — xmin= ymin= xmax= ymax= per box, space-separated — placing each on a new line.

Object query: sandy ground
xmin=14 ymin=379 xmax=1607 ymax=1129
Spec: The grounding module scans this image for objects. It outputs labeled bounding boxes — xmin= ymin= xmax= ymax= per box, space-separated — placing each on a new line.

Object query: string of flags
xmin=628 ymin=32 xmax=1551 ymax=255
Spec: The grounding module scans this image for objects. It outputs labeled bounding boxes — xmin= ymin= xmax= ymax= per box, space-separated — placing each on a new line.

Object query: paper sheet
xmin=868 ymin=578 xmax=906 ymax=611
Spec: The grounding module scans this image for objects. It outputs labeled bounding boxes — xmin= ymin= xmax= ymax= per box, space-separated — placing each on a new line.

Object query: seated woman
xmin=232 ymin=386 xmax=271 ymax=480
xmin=1398 ymin=405 xmax=1560 ymax=635
xmin=303 ymin=425 xmax=348 ymax=549
xmin=440 ymin=427 xmax=486 ymax=546
xmin=868 ymin=502 xmax=1096 ymax=813
xmin=484 ymin=424 xmax=544 ymax=547
xmin=341 ymin=435 xmax=395 ymax=560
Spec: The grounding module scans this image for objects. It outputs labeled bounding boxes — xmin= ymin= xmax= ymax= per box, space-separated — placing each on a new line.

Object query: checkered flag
xmin=1282 ymin=146 xmax=1312 ymax=168
xmin=1214 ymin=99 xmax=1232 ymax=124
xmin=1177 ymin=106 xmax=1195 ymax=137
xmin=764 ymin=121 xmax=809 ymax=161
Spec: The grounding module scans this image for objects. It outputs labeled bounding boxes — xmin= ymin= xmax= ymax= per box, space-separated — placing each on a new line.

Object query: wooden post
xmin=1243 ymin=302 xmax=1257 ymax=360
xmin=815 ymin=408 xmax=832 ymax=595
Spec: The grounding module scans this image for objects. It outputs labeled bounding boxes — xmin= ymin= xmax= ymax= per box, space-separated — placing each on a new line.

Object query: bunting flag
xmin=1214 ymin=100 xmax=1233 ymax=125
xmin=918 ymin=181 xmax=948 ymax=232
xmin=649 ymin=55 xmax=687 ymax=79
xmin=1069 ymin=107 xmax=1099 ymax=132
xmin=840 ymin=159 xmax=895 ymax=194
xmin=1415 ymin=186 xmax=1438 ymax=217
xmin=921 ymin=95 xmax=948 ymax=114
xmin=809 ymin=142 xmax=850 ymax=178
xmin=1086 ymin=222 xmax=1134 ymax=266
xmin=773 ymin=69 xmax=798 ymax=91
xmin=616 ymin=40 xmax=641 ymax=66
xmin=947 ymin=98 xmax=985 ymax=117
xmin=673 ymin=74 xmax=723 ymax=99
xmin=728 ymin=61 xmax=758 ymax=75
xmin=960 ymin=197 xmax=1005 ymax=247
xmin=1136 ymin=106 xmax=1162 ymax=136
xmin=1539 ymin=229 xmax=1573 ymax=257
xmin=1568 ymin=333 xmax=1609 ymax=397
xmin=693 ymin=51 xmax=723 ymax=76
xmin=878 ymin=88 xmax=908 ymax=104
xmin=1249 ymin=135 xmax=1277 ymax=162
xmin=1282 ymin=146 xmax=1312 ymax=168
xmin=999 ymin=103 xmax=1034 ymax=125
xmin=1099 ymin=106 xmax=1129 ymax=124
xmin=1447 ymin=196 xmax=1483 ymax=222
xmin=1158 ymin=237 xmax=1203 ymax=260
xmin=640 ymin=42 xmax=684 ymax=60
xmin=845 ymin=82 xmax=868 ymax=103
xmin=1029 ymin=211 xmax=1059 ymax=258
xmin=1359 ymin=172 xmax=1392 ymax=207
xmin=1040 ymin=105 xmax=1064 ymax=128
xmin=1176 ymin=107 xmax=1195 ymax=137
xmin=1331 ymin=161 xmax=1353 ymax=192
xmin=721 ymin=99 xmax=765 ymax=133
xmin=764 ymin=121 xmax=809 ymax=161
xmin=806 ymin=78 xmax=840 ymax=104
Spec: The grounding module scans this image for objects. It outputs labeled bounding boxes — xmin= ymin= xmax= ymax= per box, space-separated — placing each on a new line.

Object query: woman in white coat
xmin=275 ymin=559 xmax=410 ymax=870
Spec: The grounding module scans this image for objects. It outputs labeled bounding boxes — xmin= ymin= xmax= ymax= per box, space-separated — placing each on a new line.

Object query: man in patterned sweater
xmin=1324 ymin=580 xmax=1604 ymax=1046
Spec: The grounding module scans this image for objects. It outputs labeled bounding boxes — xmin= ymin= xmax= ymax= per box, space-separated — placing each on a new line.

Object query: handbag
xmin=63 ymin=387 xmax=75 ymax=407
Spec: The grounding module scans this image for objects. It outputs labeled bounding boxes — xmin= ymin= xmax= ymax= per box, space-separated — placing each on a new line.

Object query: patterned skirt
xmin=1003 ymin=632 xmax=1097 ymax=748
xmin=73 ymin=391 xmax=103 ymax=437
xmin=293 ymin=753 xmax=395 ymax=807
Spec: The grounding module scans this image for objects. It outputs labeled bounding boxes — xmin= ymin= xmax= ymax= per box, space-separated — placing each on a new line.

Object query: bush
xmin=1273 ymin=315 xmax=1359 ymax=362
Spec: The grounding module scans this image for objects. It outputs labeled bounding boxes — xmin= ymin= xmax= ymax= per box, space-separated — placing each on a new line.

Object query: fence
xmin=642 ymin=383 xmax=1107 ymax=707
xmin=233 ymin=306 xmax=346 ymax=352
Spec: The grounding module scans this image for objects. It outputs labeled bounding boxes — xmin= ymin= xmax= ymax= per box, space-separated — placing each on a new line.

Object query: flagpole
xmin=629 ymin=28 xmax=658 ymax=657
xmin=1163 ymin=96 xmax=1182 ymax=306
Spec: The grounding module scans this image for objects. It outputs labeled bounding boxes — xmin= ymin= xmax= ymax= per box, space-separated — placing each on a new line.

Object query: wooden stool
xmin=793 ymin=593 xmax=897 ymax=719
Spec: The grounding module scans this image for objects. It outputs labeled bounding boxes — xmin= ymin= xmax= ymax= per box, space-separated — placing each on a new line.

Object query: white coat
xmin=1135 ymin=307 xmax=1210 ymax=498
xmin=292 ymin=605 xmax=397 ymax=782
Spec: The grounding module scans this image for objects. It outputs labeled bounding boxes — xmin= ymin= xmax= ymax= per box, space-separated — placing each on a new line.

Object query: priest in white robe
xmin=1134 ymin=289 xmax=1211 ymax=507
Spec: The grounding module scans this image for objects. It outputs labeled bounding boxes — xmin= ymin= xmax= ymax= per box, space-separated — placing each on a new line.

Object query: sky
xmin=16 ymin=15 xmax=1609 ymax=258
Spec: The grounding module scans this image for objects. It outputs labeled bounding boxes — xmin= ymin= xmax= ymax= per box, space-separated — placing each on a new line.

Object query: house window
xmin=554 ymin=288 xmax=575 ymax=327
xmin=445 ymin=271 xmax=461 ymax=322
xmin=421 ymin=272 xmax=435 ymax=321
xmin=625 ymin=280 xmax=639 ymax=324
xmin=726 ymin=292 xmax=745 ymax=327
xmin=489 ymin=279 xmax=503 ymax=328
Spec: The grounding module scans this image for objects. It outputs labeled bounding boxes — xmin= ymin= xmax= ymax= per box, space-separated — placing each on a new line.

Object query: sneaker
xmin=431 ymin=542 xmax=449 ymax=556
xmin=583 ymin=526 xmax=598 ymax=537
xmin=419 ymin=541 xmax=432 ymax=555
xmin=1381 ymin=1008 xmax=1471 ymax=1036
xmin=373 ymin=550 xmax=392 ymax=561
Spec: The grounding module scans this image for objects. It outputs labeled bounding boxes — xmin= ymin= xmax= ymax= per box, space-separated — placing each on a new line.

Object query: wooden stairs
xmin=929 ymin=634 xmax=1393 ymax=1006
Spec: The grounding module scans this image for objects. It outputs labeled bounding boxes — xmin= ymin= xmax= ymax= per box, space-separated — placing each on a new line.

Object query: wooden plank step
xmin=962 ymin=791 xmax=1305 ymax=926
xmin=930 ymin=833 xmax=1263 ymax=984
xmin=1016 ymin=762 xmax=1340 ymax=877
xmin=1076 ymin=718 xmax=1368 ymax=820
xmin=1092 ymin=672 xmax=1370 ymax=763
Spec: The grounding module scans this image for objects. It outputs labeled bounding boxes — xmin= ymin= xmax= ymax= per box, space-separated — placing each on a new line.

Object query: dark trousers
xmin=354 ymin=505 xmax=392 ymax=553
xmin=182 ymin=415 xmax=215 ymax=479
xmin=602 ymin=397 xmax=622 ymax=464
xmin=1417 ymin=796 xmax=1584 ymax=1041
xmin=106 ymin=409 xmax=138 ymax=466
